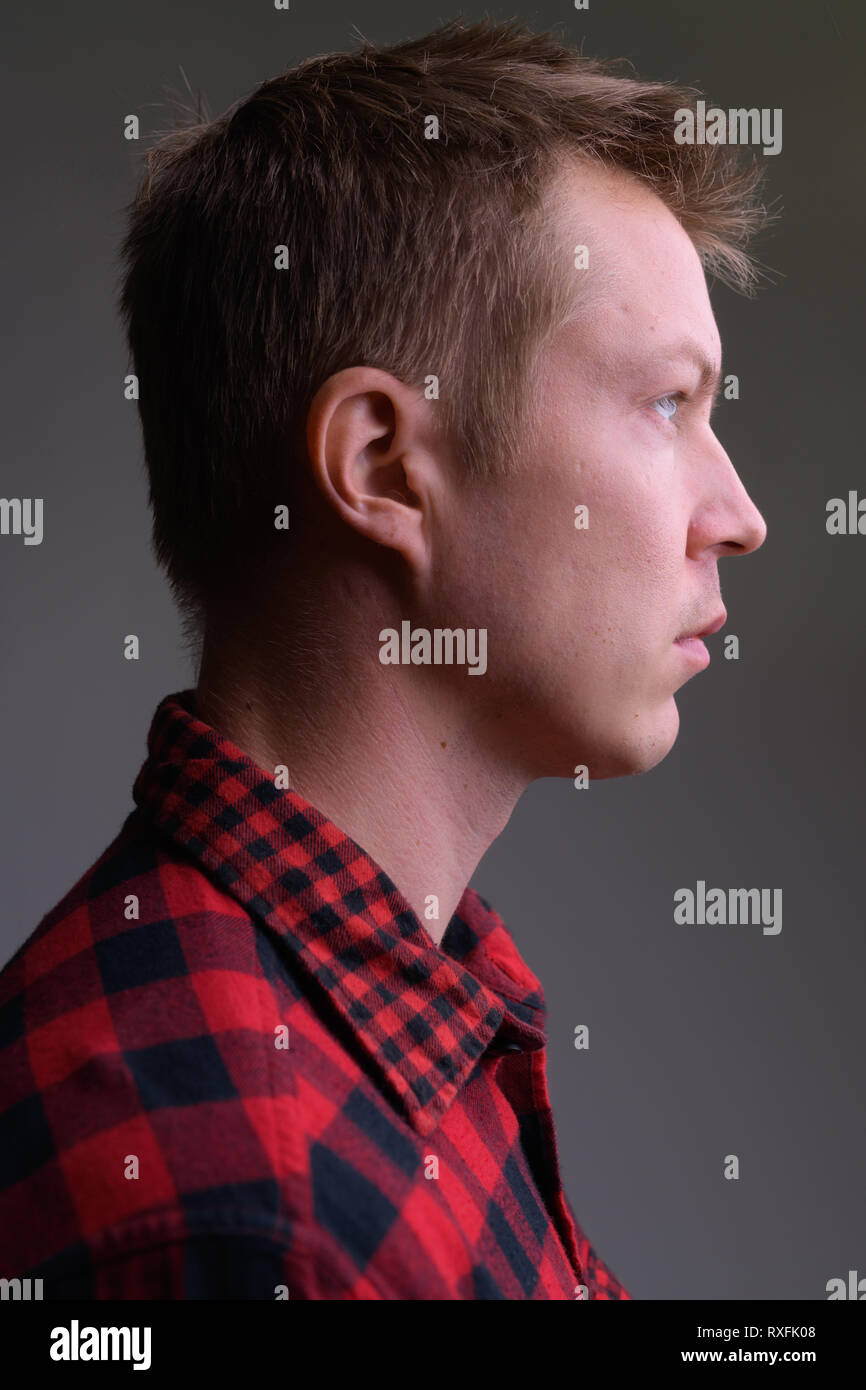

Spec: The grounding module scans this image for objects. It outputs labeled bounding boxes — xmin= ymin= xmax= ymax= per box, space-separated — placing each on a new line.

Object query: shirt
xmin=0 ymin=688 xmax=631 ymax=1300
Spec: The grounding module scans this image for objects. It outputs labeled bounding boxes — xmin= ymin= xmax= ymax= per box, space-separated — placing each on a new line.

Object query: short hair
xmin=117 ymin=15 xmax=769 ymax=638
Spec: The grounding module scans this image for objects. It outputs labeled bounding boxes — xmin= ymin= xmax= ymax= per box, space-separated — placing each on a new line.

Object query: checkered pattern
xmin=0 ymin=689 xmax=631 ymax=1299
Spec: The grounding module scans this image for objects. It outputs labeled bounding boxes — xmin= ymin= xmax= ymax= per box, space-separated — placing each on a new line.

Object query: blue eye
xmin=652 ymin=394 xmax=679 ymax=420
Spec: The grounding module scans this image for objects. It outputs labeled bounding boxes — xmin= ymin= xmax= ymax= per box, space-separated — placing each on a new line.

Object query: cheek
xmin=568 ymin=446 xmax=685 ymax=623
xmin=444 ymin=432 xmax=683 ymax=651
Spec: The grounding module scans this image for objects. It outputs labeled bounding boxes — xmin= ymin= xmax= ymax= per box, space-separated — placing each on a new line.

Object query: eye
xmin=651 ymin=393 xmax=680 ymax=420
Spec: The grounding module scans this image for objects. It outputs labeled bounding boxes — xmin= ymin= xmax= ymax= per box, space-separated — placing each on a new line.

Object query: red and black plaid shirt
xmin=0 ymin=689 xmax=630 ymax=1300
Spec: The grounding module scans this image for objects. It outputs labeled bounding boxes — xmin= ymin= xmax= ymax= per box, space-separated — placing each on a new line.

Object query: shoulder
xmin=0 ymin=810 xmax=340 ymax=1289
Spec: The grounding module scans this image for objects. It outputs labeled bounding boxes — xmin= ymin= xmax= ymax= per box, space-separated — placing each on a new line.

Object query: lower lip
xmin=674 ymin=636 xmax=710 ymax=666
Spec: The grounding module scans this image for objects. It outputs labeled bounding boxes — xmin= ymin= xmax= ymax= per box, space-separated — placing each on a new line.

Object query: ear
xmin=305 ymin=366 xmax=438 ymax=574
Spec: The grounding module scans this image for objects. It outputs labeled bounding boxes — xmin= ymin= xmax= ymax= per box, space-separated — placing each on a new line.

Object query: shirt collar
xmin=132 ymin=690 xmax=548 ymax=1137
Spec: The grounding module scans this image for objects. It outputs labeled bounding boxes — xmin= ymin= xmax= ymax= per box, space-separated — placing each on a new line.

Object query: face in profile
xmin=428 ymin=160 xmax=767 ymax=781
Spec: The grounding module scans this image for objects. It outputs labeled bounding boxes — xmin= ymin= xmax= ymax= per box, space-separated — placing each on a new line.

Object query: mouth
xmin=673 ymin=610 xmax=726 ymax=667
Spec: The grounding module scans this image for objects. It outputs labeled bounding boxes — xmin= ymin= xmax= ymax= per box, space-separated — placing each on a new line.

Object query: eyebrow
xmin=663 ymin=340 xmax=723 ymax=400
xmin=607 ymin=336 xmax=724 ymax=402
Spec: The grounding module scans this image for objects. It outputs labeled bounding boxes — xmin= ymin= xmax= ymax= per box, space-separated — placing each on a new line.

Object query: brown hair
xmin=117 ymin=15 xmax=770 ymax=637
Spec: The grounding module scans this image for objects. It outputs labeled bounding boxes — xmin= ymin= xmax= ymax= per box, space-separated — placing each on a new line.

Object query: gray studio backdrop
xmin=2 ymin=0 xmax=864 ymax=1300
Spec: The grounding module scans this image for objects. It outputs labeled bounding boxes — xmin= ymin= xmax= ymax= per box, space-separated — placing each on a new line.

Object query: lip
xmin=677 ymin=609 xmax=727 ymax=641
xmin=674 ymin=635 xmax=711 ymax=667
xmin=673 ymin=610 xmax=725 ymax=668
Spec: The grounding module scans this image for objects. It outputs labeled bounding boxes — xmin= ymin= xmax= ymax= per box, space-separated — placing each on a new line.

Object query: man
xmin=0 ymin=18 xmax=767 ymax=1299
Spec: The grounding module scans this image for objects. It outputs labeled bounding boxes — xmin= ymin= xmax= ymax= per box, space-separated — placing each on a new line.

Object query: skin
xmin=196 ymin=159 xmax=767 ymax=946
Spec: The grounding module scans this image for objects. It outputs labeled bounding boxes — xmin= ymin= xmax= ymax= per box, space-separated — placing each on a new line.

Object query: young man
xmin=0 ymin=18 xmax=767 ymax=1299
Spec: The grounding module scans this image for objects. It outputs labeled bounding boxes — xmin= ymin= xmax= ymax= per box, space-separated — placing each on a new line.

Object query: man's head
xmin=119 ymin=17 xmax=768 ymax=781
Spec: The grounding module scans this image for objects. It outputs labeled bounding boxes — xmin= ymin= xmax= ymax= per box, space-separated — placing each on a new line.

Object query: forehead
xmin=544 ymin=156 xmax=721 ymax=373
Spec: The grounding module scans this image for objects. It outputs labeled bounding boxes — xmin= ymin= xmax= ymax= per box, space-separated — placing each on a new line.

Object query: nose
xmin=687 ymin=435 xmax=767 ymax=559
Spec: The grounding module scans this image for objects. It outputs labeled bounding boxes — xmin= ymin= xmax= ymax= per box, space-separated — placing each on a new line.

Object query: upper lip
xmin=678 ymin=609 xmax=727 ymax=640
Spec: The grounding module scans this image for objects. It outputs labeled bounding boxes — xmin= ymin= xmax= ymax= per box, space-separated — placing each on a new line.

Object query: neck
xmin=194 ymin=610 xmax=524 ymax=947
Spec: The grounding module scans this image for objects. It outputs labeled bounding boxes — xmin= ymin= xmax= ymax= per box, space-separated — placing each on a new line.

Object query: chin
xmin=559 ymin=702 xmax=680 ymax=781
xmin=620 ymin=703 xmax=681 ymax=776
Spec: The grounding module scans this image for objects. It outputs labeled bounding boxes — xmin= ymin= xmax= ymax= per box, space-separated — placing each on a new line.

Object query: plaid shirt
xmin=0 ymin=689 xmax=630 ymax=1300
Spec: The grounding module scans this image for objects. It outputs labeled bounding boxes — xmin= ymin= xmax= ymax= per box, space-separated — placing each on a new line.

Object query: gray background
xmin=2 ymin=0 xmax=864 ymax=1299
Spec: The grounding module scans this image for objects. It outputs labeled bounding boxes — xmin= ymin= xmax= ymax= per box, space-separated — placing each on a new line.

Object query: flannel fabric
xmin=0 ymin=689 xmax=631 ymax=1300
